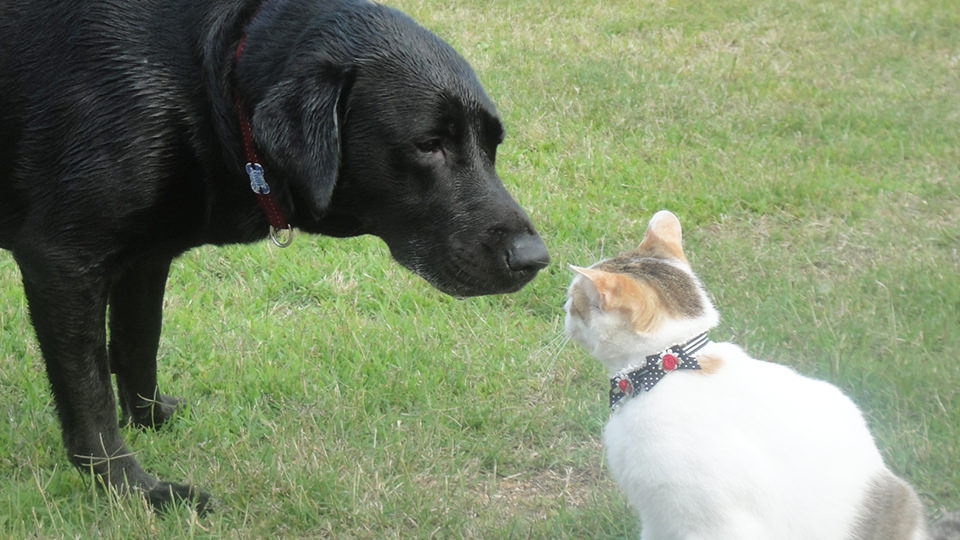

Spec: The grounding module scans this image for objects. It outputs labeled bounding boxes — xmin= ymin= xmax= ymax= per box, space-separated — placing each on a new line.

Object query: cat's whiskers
xmin=534 ymin=325 xmax=573 ymax=376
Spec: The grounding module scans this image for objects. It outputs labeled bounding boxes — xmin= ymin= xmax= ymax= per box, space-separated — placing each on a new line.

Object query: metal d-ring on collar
xmin=234 ymin=14 xmax=295 ymax=248
xmin=609 ymin=332 xmax=711 ymax=410
xmin=245 ymin=163 xmax=294 ymax=247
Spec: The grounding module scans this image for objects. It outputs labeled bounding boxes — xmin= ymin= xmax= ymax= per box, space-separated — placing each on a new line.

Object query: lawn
xmin=1 ymin=0 xmax=958 ymax=538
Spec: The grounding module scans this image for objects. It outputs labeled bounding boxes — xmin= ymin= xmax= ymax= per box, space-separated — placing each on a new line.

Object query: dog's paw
xmin=145 ymin=481 xmax=212 ymax=516
xmin=122 ymin=394 xmax=183 ymax=430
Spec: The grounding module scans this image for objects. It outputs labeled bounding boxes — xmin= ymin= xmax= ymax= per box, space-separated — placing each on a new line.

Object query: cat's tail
xmin=931 ymin=511 xmax=960 ymax=540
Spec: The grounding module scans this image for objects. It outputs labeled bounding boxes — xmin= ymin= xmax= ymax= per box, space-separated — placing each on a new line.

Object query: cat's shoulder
xmin=699 ymin=341 xmax=838 ymax=385
xmin=701 ymin=341 xmax=864 ymax=411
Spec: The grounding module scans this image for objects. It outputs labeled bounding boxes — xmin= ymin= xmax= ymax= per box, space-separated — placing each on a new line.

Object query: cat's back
xmin=605 ymin=341 xmax=889 ymax=540
xmin=695 ymin=342 xmax=879 ymax=437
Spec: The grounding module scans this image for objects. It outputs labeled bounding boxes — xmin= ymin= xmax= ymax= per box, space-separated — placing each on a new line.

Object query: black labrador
xmin=0 ymin=0 xmax=548 ymax=512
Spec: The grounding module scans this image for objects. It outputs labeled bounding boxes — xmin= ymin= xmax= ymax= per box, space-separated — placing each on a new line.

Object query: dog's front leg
xmin=109 ymin=255 xmax=182 ymax=429
xmin=15 ymin=249 xmax=152 ymax=487
xmin=14 ymin=247 xmax=208 ymax=512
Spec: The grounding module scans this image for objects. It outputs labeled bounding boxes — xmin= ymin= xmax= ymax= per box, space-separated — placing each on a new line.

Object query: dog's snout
xmin=506 ymin=232 xmax=550 ymax=272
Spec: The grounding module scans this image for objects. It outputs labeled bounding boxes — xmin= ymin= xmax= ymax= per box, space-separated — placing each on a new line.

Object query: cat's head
xmin=564 ymin=210 xmax=719 ymax=374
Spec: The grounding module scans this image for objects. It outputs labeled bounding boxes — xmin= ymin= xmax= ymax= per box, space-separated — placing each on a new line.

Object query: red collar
xmin=233 ymin=16 xmax=294 ymax=247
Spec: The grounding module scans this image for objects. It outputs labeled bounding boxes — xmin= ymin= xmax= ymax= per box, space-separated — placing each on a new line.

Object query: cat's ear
xmin=638 ymin=210 xmax=688 ymax=264
xmin=570 ymin=265 xmax=660 ymax=331
xmin=570 ymin=265 xmax=613 ymax=309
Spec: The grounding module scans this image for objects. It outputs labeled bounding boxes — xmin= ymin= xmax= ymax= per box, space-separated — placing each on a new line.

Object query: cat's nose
xmin=506 ymin=232 xmax=550 ymax=272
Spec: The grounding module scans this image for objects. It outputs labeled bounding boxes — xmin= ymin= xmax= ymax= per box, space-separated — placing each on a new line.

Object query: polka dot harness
xmin=609 ymin=333 xmax=711 ymax=410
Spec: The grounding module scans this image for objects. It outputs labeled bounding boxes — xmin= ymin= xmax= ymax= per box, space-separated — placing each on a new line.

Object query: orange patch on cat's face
xmin=601 ymin=273 xmax=664 ymax=333
xmin=568 ymin=266 xmax=665 ymax=333
xmin=589 ymin=257 xmax=704 ymax=322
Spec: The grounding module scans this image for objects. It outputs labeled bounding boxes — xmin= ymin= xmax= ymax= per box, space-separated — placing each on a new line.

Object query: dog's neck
xmin=232 ymin=7 xmax=295 ymax=247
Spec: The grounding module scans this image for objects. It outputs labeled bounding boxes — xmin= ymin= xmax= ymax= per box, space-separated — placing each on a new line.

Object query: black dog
xmin=0 ymin=0 xmax=548 ymax=512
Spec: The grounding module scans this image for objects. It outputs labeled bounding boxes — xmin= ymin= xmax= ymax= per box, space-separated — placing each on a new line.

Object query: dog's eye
xmin=415 ymin=139 xmax=444 ymax=154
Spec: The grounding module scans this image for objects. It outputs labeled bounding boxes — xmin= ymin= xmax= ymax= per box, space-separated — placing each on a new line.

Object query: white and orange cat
xmin=564 ymin=210 xmax=933 ymax=540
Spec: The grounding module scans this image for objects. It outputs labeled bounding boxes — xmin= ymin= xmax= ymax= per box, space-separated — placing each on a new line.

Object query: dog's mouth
xmin=387 ymin=230 xmax=549 ymax=297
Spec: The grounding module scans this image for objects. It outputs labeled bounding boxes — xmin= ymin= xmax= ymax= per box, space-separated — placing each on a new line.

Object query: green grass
xmin=2 ymin=0 xmax=958 ymax=537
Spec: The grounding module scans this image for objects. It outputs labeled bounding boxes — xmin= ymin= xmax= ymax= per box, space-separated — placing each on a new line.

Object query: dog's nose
xmin=506 ymin=232 xmax=550 ymax=272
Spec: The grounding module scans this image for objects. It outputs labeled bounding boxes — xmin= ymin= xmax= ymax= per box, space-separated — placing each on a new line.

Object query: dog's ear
xmin=252 ymin=65 xmax=352 ymax=220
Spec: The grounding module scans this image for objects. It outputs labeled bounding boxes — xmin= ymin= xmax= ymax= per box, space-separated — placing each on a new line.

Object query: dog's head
xmin=239 ymin=0 xmax=548 ymax=296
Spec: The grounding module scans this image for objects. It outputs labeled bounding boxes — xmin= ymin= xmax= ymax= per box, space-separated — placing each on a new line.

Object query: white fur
xmin=602 ymin=341 xmax=891 ymax=540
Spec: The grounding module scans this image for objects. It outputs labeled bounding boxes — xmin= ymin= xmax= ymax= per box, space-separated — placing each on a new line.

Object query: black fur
xmin=0 ymin=0 xmax=548 ymax=512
